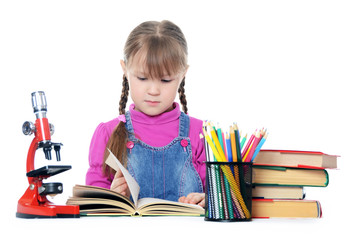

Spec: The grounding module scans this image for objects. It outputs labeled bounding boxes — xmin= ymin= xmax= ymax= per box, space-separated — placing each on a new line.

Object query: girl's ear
xmin=120 ymin=60 xmax=127 ymax=75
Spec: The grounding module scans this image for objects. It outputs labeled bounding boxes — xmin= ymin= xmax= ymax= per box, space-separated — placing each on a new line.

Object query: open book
xmin=66 ymin=150 xmax=204 ymax=216
xmin=67 ymin=185 xmax=204 ymax=216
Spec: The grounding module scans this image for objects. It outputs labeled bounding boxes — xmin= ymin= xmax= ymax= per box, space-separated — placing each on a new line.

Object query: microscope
xmin=16 ymin=91 xmax=79 ymax=218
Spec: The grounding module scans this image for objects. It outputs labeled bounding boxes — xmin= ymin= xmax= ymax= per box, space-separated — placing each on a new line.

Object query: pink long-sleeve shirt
xmin=85 ymin=103 xmax=206 ymax=190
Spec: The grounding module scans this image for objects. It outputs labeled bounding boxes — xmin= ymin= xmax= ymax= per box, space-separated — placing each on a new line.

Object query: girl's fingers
xmin=111 ymin=180 xmax=129 ymax=195
xmin=111 ymin=171 xmax=129 ymax=196
xmin=114 ymin=170 xmax=124 ymax=178
xmin=198 ymin=198 xmax=205 ymax=208
xmin=178 ymin=193 xmax=205 ymax=206
xmin=178 ymin=196 xmax=186 ymax=203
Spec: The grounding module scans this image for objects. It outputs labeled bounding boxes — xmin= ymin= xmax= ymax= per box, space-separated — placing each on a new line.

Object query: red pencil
xmin=241 ymin=130 xmax=256 ymax=158
xmin=245 ymin=130 xmax=262 ymax=162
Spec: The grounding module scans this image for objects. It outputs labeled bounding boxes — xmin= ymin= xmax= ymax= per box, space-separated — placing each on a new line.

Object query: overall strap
xmin=125 ymin=111 xmax=135 ymax=138
xmin=178 ymin=112 xmax=190 ymax=138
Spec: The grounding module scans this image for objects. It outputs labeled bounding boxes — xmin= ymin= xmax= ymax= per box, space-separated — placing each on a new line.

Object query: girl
xmin=86 ymin=20 xmax=205 ymax=207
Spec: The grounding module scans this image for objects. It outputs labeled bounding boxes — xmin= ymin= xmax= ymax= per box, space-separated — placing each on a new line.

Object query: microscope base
xmin=16 ymin=203 xmax=80 ymax=218
xmin=16 ymin=186 xmax=79 ymax=218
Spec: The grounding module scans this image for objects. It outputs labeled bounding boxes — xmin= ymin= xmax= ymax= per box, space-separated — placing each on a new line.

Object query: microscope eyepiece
xmin=31 ymin=91 xmax=47 ymax=114
xmin=30 ymin=91 xmax=52 ymax=146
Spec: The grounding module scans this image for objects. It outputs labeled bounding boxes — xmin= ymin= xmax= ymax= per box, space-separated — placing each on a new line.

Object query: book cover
xmin=252 ymin=199 xmax=322 ymax=218
xmin=252 ymin=186 xmax=305 ymax=200
xmin=253 ymin=149 xmax=338 ymax=169
xmin=253 ymin=166 xmax=329 ymax=187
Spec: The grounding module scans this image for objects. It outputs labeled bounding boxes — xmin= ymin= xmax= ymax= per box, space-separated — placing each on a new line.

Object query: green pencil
xmin=233 ymin=124 xmax=242 ymax=162
xmin=239 ymin=134 xmax=247 ymax=154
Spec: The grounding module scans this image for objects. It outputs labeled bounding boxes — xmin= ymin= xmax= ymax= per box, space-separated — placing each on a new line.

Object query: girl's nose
xmin=147 ymin=81 xmax=161 ymax=96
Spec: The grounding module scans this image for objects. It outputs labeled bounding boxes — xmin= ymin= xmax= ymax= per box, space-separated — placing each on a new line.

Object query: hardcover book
xmin=252 ymin=186 xmax=305 ymax=199
xmin=252 ymin=199 xmax=322 ymax=218
xmin=253 ymin=166 xmax=329 ymax=187
xmin=253 ymin=150 xmax=338 ymax=169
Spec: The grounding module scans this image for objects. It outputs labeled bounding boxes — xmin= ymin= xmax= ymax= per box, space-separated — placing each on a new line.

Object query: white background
xmin=1 ymin=0 xmax=361 ymax=239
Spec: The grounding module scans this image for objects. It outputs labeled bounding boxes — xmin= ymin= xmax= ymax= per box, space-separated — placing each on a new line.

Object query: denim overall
xmin=125 ymin=111 xmax=203 ymax=202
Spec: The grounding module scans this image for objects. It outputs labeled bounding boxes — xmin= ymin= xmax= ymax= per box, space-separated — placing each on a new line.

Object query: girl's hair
xmin=102 ymin=20 xmax=189 ymax=178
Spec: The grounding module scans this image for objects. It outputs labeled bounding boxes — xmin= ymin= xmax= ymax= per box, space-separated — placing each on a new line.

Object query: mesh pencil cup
xmin=205 ymin=162 xmax=253 ymax=221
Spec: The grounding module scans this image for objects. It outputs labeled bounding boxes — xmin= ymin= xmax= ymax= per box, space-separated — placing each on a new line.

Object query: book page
xmin=137 ymin=197 xmax=204 ymax=209
xmin=105 ymin=149 xmax=140 ymax=205
xmin=136 ymin=197 xmax=204 ymax=215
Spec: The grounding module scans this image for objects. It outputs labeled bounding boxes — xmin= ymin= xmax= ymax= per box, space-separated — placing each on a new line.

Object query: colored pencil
xmin=241 ymin=130 xmax=256 ymax=158
xmin=233 ymin=124 xmax=242 ymax=162
xmin=203 ymin=128 xmax=223 ymax=162
xmin=208 ymin=123 xmax=227 ymax=162
xmin=245 ymin=130 xmax=262 ymax=162
xmin=251 ymin=132 xmax=268 ymax=162
xmin=239 ymin=134 xmax=247 ymax=154
xmin=225 ymin=133 xmax=232 ymax=162
xmin=229 ymin=125 xmax=241 ymax=188
xmin=216 ymin=124 xmax=226 ymax=156
xmin=229 ymin=126 xmax=237 ymax=162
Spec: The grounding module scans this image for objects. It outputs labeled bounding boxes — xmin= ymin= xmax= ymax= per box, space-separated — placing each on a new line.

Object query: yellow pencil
xmin=242 ymin=143 xmax=252 ymax=162
xmin=202 ymin=128 xmax=224 ymax=162
xmin=208 ymin=122 xmax=227 ymax=162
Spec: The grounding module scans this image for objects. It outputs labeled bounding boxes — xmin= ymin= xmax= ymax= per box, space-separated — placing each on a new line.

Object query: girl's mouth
xmin=145 ymin=100 xmax=160 ymax=106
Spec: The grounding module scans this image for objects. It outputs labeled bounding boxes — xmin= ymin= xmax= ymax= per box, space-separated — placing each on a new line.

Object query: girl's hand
xmin=110 ymin=170 xmax=130 ymax=198
xmin=178 ymin=193 xmax=205 ymax=208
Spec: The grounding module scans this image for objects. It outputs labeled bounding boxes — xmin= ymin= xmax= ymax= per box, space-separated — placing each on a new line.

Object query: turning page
xmin=105 ymin=149 xmax=140 ymax=205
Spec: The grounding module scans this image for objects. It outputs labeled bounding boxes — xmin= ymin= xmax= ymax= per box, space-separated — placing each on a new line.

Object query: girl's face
xmin=121 ymin=55 xmax=187 ymax=116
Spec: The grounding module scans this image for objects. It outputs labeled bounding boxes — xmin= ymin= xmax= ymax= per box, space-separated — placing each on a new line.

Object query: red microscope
xmin=16 ymin=91 xmax=79 ymax=218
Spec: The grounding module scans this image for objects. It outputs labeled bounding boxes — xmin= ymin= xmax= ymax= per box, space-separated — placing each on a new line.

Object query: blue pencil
xmin=251 ymin=132 xmax=268 ymax=162
xmin=225 ymin=132 xmax=233 ymax=162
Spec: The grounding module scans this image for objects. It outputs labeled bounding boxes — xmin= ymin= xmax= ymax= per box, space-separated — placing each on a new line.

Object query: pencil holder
xmin=204 ymin=162 xmax=253 ymax=221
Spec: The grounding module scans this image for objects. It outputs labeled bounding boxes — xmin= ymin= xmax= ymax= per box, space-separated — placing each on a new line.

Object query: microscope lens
xmin=43 ymin=147 xmax=52 ymax=160
xmin=55 ymin=149 xmax=61 ymax=161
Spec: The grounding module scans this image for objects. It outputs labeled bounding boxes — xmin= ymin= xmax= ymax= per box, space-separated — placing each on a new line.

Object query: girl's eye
xmin=137 ymin=77 xmax=147 ymax=81
xmin=161 ymin=79 xmax=172 ymax=83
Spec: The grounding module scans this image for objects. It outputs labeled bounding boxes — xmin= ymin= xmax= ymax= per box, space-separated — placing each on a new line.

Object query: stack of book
xmin=251 ymin=150 xmax=338 ymax=218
